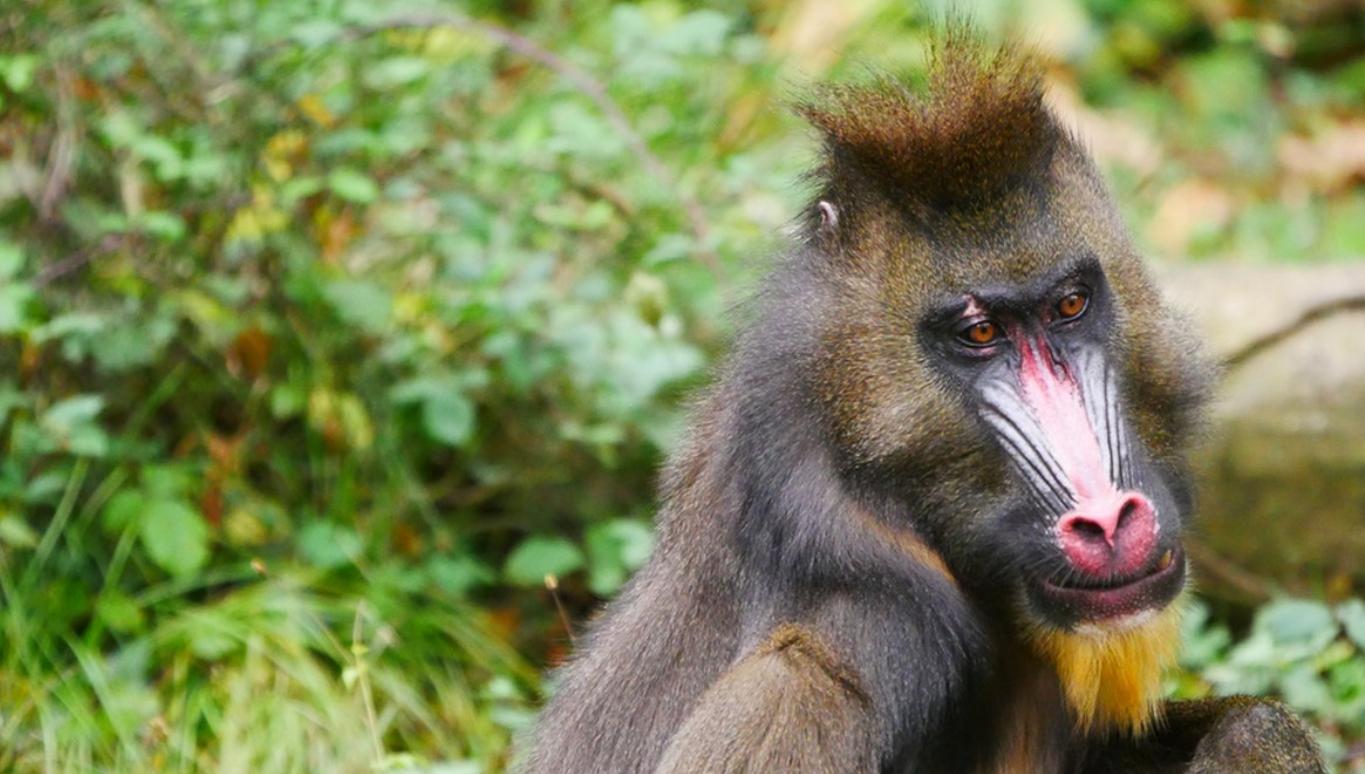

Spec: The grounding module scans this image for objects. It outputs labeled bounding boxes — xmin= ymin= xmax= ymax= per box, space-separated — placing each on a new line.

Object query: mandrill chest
xmin=969 ymin=616 xmax=1185 ymax=774
xmin=979 ymin=654 xmax=1075 ymax=774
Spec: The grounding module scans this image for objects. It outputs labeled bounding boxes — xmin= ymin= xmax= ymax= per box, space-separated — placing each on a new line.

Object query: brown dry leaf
xmin=206 ymin=431 xmax=244 ymax=472
xmin=19 ymin=339 xmax=41 ymax=382
xmin=296 ymin=93 xmax=336 ymax=128
xmin=202 ymin=431 xmax=245 ymax=529
xmin=72 ymin=76 xmax=101 ymax=101
xmin=200 ymin=484 xmax=223 ymax=528
xmin=544 ymin=641 xmax=570 ymax=668
xmin=487 ymin=607 xmax=522 ymax=642
xmin=317 ymin=207 xmax=357 ymax=263
xmin=227 ymin=326 xmax=272 ymax=380
xmin=1148 ymin=178 xmax=1236 ymax=256
xmin=392 ymin=521 xmax=424 ymax=557
xmin=1278 ymin=120 xmax=1365 ymax=195
xmin=262 ymin=130 xmax=308 ymax=182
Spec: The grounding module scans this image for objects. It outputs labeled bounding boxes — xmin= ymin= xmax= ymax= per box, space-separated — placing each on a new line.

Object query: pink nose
xmin=1057 ymin=492 xmax=1157 ymax=575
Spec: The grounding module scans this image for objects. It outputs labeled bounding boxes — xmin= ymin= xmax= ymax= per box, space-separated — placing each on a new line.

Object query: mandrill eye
xmin=1057 ymin=291 xmax=1089 ymax=321
xmin=959 ymin=320 xmax=1002 ymax=347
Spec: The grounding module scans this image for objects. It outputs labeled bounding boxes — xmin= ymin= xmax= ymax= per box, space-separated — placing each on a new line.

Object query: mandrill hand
xmin=1183 ymin=697 xmax=1325 ymax=774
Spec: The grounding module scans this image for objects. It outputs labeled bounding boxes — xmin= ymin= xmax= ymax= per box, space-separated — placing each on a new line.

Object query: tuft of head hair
xmin=1026 ymin=602 xmax=1185 ymax=738
xmin=798 ymin=28 xmax=1059 ymax=219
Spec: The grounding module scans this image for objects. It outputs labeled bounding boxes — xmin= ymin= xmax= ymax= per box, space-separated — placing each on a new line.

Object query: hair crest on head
xmin=796 ymin=26 xmax=1059 ymax=224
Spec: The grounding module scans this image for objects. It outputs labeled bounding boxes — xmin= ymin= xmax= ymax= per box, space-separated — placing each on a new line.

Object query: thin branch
xmin=1185 ymin=538 xmax=1274 ymax=603
xmin=1223 ymin=293 xmax=1365 ymax=370
xmin=33 ymin=234 xmax=126 ymax=289
xmin=39 ymin=66 xmax=80 ymax=223
xmin=544 ymin=574 xmax=576 ymax=649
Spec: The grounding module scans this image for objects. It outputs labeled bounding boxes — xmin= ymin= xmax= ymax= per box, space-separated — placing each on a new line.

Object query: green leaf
xmin=24 ymin=471 xmax=68 ymax=503
xmin=41 ymin=395 xmax=109 ymax=456
xmin=408 ymin=762 xmax=481 ymax=774
xmin=140 ymin=499 xmax=209 ymax=578
xmin=1337 ymin=599 xmax=1365 ymax=650
xmin=0 ymin=54 xmax=38 ymax=93
xmin=135 ymin=211 xmax=187 ymax=242
xmin=65 ymin=425 xmax=109 ymax=457
xmin=585 ymin=519 xmax=654 ymax=596
xmin=0 ymin=284 xmax=34 ymax=333
xmin=290 ymin=20 xmax=343 ymax=47
xmin=0 ymin=384 xmax=24 ymax=426
xmin=0 ymin=241 xmax=24 ymax=279
xmin=142 ymin=464 xmax=195 ymax=499
xmin=328 ymin=168 xmax=380 ymax=204
xmin=323 ymin=280 xmax=391 ymax=332
xmin=503 ymin=536 xmax=583 ymax=587
xmin=336 ymin=393 xmax=374 ymax=451
xmin=297 ymin=521 xmax=362 ymax=569
xmin=90 ymin=316 xmax=177 ymax=372
xmin=427 ymin=555 xmax=495 ymax=595
xmin=388 ymin=375 xmax=446 ymax=404
xmin=43 ymin=395 xmax=104 ymax=427
xmin=1256 ymin=598 xmax=1339 ymax=656
xmin=1279 ymin=663 xmax=1333 ymax=714
xmin=0 ymin=514 xmax=38 ymax=548
xmin=363 ymin=56 xmax=430 ymax=89
xmin=184 ymin=611 xmax=238 ymax=660
xmin=1179 ymin=601 xmax=1231 ymax=670
xmin=270 ymin=382 xmax=306 ymax=419
xmin=422 ymin=390 xmax=475 ymax=447
xmin=660 ymin=10 xmax=732 ymax=56
xmin=95 ymin=592 xmax=145 ymax=634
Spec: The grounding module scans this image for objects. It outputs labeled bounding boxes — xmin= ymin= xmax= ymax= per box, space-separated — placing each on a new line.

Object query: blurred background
xmin=0 ymin=0 xmax=1362 ymax=771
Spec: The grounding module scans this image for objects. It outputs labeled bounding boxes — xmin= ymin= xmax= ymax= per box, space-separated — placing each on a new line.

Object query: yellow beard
xmin=1027 ymin=602 xmax=1184 ymax=737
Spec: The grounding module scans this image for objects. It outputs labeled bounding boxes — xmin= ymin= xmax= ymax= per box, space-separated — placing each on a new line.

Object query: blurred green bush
xmin=0 ymin=0 xmax=1361 ymax=770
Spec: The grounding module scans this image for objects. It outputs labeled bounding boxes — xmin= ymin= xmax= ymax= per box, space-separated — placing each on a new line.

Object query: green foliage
xmin=503 ymin=536 xmax=584 ymax=588
xmin=0 ymin=0 xmax=1361 ymax=770
xmin=1177 ymin=600 xmax=1365 ymax=767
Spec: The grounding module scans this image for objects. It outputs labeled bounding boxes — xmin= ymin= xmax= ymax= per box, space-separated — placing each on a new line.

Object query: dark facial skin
xmin=922 ymin=257 xmax=1187 ymax=629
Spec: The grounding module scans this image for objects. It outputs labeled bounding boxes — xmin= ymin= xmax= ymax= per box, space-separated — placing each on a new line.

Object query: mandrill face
xmin=921 ymin=255 xmax=1189 ymax=632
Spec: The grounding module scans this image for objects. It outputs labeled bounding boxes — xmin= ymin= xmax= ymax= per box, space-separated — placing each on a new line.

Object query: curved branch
xmin=1185 ymin=538 xmax=1273 ymax=604
xmin=33 ymin=234 xmax=126 ymax=288
xmin=1222 ymin=293 xmax=1365 ymax=370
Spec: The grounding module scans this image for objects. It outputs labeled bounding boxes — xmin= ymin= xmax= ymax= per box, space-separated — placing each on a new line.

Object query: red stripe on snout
xmin=1015 ymin=333 xmax=1156 ymax=576
xmin=1015 ymin=335 xmax=1108 ymax=499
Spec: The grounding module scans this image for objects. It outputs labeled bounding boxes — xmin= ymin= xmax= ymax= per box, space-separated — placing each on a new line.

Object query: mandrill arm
xmin=656 ymin=577 xmax=989 ymax=774
xmin=654 ymin=625 xmax=879 ymax=774
xmin=1085 ymin=696 xmax=1327 ymax=774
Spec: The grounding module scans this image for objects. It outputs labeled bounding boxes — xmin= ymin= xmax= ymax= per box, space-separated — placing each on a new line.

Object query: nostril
xmin=1067 ymin=518 xmax=1108 ymax=543
xmin=1116 ymin=499 xmax=1139 ymax=530
xmin=1112 ymin=494 xmax=1156 ymax=539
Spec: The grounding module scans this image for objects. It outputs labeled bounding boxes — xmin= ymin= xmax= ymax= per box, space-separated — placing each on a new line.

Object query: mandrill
xmin=521 ymin=31 xmax=1325 ymax=774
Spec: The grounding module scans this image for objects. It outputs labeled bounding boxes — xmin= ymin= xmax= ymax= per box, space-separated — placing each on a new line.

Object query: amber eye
xmin=961 ymin=320 xmax=1001 ymax=347
xmin=1057 ymin=291 xmax=1089 ymax=320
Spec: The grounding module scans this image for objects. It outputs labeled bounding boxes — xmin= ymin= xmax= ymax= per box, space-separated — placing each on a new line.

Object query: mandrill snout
xmin=1057 ymin=491 xmax=1158 ymax=577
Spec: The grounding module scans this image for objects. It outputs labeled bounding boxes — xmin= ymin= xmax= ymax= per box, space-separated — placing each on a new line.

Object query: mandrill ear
xmin=817 ymin=200 xmax=839 ymax=233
